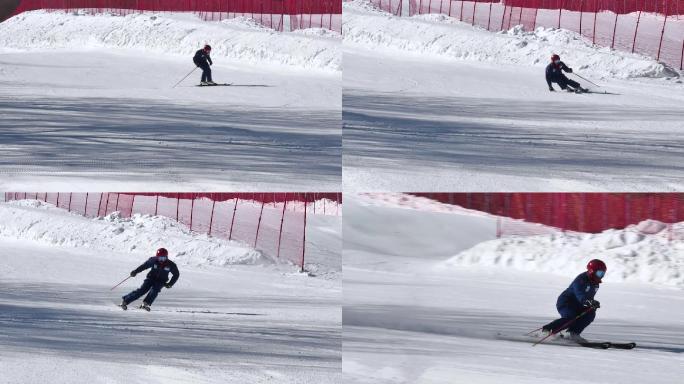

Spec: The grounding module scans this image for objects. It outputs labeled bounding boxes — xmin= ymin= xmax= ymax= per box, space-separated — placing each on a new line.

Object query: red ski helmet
xmin=587 ymin=259 xmax=607 ymax=280
xmin=156 ymin=248 xmax=169 ymax=257
xmin=203 ymin=44 xmax=212 ymax=52
xmin=551 ymin=54 xmax=561 ymax=62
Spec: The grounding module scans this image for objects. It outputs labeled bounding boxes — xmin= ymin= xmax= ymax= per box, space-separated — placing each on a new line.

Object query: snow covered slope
xmin=0 ymin=199 xmax=341 ymax=383
xmin=2 ymin=11 xmax=340 ymax=72
xmin=343 ymin=1 xmax=684 ymax=191
xmin=343 ymin=193 xmax=684 ymax=384
xmin=0 ymin=11 xmax=341 ymax=190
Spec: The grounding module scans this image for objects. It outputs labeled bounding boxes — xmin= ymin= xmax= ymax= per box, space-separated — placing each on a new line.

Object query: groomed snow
xmin=343 ymin=193 xmax=684 ymax=384
xmin=1 ymin=10 xmax=340 ymax=72
xmin=0 ymin=11 xmax=341 ymax=190
xmin=0 ymin=199 xmax=342 ymax=383
xmin=343 ymin=1 xmax=684 ymax=192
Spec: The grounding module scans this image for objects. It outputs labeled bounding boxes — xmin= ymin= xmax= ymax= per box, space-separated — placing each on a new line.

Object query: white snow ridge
xmin=0 ymin=199 xmax=263 ymax=267
xmin=445 ymin=220 xmax=684 ymax=287
xmin=343 ymin=0 xmax=678 ymax=80
xmin=0 ymin=10 xmax=341 ymax=72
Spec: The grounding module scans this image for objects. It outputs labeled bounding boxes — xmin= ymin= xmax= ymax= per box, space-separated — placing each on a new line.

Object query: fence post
xmin=276 ymin=200 xmax=288 ymax=258
xmin=657 ymin=4 xmax=669 ymax=61
xmin=611 ymin=12 xmax=618 ymax=48
xmin=56 ymin=193 xmax=60 ymax=208
xmin=471 ymin=1 xmax=476 ymax=26
xmin=500 ymin=4 xmax=506 ymax=31
xmin=229 ymin=197 xmax=239 ymax=240
xmin=176 ymin=193 xmax=180 ymax=222
xmin=189 ymin=193 xmax=195 ymax=231
xmin=487 ymin=2 xmax=492 ymax=30
xmin=460 ymin=0 xmax=464 ymax=21
xmin=632 ymin=9 xmax=642 ymax=53
xmin=579 ymin=0 xmax=583 ymax=36
xmin=680 ymin=39 xmax=683 ymax=70
xmin=115 ymin=193 xmax=120 ymax=212
xmin=592 ymin=7 xmax=597 ymax=44
xmin=105 ymin=193 xmax=112 ymax=216
xmin=154 ymin=194 xmax=159 ymax=216
xmin=208 ymin=198 xmax=216 ymax=236
xmin=254 ymin=201 xmax=265 ymax=248
xmin=68 ymin=193 xmax=72 ymax=212
xmin=96 ymin=193 xmax=103 ymax=217
xmin=301 ymin=198 xmax=307 ymax=273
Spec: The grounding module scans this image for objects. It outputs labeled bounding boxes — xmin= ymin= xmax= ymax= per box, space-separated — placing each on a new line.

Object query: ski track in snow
xmin=0 ymin=51 xmax=341 ymax=190
xmin=0 ymin=204 xmax=342 ymax=383
xmin=343 ymin=194 xmax=684 ymax=384
xmin=342 ymin=2 xmax=684 ymax=191
xmin=343 ymin=52 xmax=684 ymax=192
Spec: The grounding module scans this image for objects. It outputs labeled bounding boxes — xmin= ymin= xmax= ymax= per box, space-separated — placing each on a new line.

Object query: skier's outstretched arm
xmin=208 ymin=55 xmax=213 ymax=66
xmin=130 ymin=259 xmax=153 ymax=276
xmin=166 ymin=264 xmax=180 ymax=288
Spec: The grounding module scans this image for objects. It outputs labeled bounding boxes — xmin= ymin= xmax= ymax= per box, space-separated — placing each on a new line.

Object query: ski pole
xmin=572 ymin=72 xmax=601 ymax=88
xmin=172 ymin=67 xmax=198 ymax=88
xmin=110 ymin=276 xmax=131 ymax=291
xmin=533 ymin=307 xmax=594 ymax=347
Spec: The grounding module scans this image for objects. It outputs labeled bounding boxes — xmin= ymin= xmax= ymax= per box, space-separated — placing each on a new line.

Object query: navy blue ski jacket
xmin=556 ymin=272 xmax=599 ymax=310
xmin=193 ymin=49 xmax=213 ymax=67
xmin=546 ymin=61 xmax=572 ymax=87
xmin=132 ymin=257 xmax=180 ymax=286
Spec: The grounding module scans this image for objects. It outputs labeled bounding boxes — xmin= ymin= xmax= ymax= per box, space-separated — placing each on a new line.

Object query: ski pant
xmin=199 ymin=63 xmax=212 ymax=82
xmin=123 ymin=279 xmax=164 ymax=305
xmin=554 ymin=75 xmax=581 ymax=90
xmin=544 ymin=302 xmax=595 ymax=334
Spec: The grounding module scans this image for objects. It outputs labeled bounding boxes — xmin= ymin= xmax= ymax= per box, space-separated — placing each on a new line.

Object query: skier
xmin=546 ymin=54 xmax=587 ymax=93
xmin=541 ymin=259 xmax=606 ymax=343
xmin=120 ymin=248 xmax=179 ymax=311
xmin=193 ymin=44 xmax=216 ymax=86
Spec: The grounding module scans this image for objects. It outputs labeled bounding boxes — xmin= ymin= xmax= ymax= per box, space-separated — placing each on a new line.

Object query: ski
xmin=197 ymin=83 xmax=232 ymax=87
xmin=117 ymin=303 xmax=127 ymax=311
xmin=139 ymin=304 xmax=151 ymax=312
xmin=579 ymin=341 xmax=611 ymax=349
xmin=606 ymin=342 xmax=637 ymax=349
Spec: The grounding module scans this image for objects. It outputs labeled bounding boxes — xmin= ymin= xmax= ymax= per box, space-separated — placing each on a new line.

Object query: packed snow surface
xmin=0 ymin=11 xmax=341 ymax=190
xmin=0 ymin=199 xmax=342 ymax=383
xmin=343 ymin=1 xmax=684 ymax=191
xmin=344 ymin=193 xmax=684 ymax=384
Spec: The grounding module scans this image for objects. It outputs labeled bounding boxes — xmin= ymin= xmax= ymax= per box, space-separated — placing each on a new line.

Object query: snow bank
xmin=0 ymin=10 xmax=340 ymax=72
xmin=445 ymin=220 xmax=684 ymax=287
xmin=343 ymin=0 xmax=678 ymax=79
xmin=0 ymin=200 xmax=263 ymax=267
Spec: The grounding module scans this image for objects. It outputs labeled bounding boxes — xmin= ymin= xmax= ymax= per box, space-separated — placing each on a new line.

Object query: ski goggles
xmin=553 ymin=60 xmax=561 ymax=64
xmin=158 ymin=256 xmax=168 ymax=262
xmin=595 ymin=270 xmax=606 ymax=278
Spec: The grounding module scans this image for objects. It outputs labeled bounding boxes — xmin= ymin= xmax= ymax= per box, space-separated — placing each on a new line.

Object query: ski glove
xmin=567 ymin=68 xmax=573 ymax=73
xmin=583 ymin=299 xmax=600 ymax=309
xmin=165 ymin=283 xmax=173 ymax=289
xmin=130 ymin=271 xmax=137 ymax=277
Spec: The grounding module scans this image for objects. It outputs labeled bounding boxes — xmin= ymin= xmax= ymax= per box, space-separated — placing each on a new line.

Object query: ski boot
xmin=199 ymin=81 xmax=209 ymax=86
xmin=119 ymin=300 xmax=128 ymax=310
xmin=206 ymin=80 xmax=217 ymax=86
xmin=140 ymin=302 xmax=151 ymax=312
xmin=563 ymin=331 xmax=588 ymax=344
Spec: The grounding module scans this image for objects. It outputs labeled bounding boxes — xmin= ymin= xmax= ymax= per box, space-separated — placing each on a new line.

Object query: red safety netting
xmin=411 ymin=193 xmax=684 ymax=241
xmin=3 ymin=192 xmax=342 ymax=269
xmin=9 ymin=0 xmax=342 ymax=32
xmin=408 ymin=0 xmax=684 ymax=69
